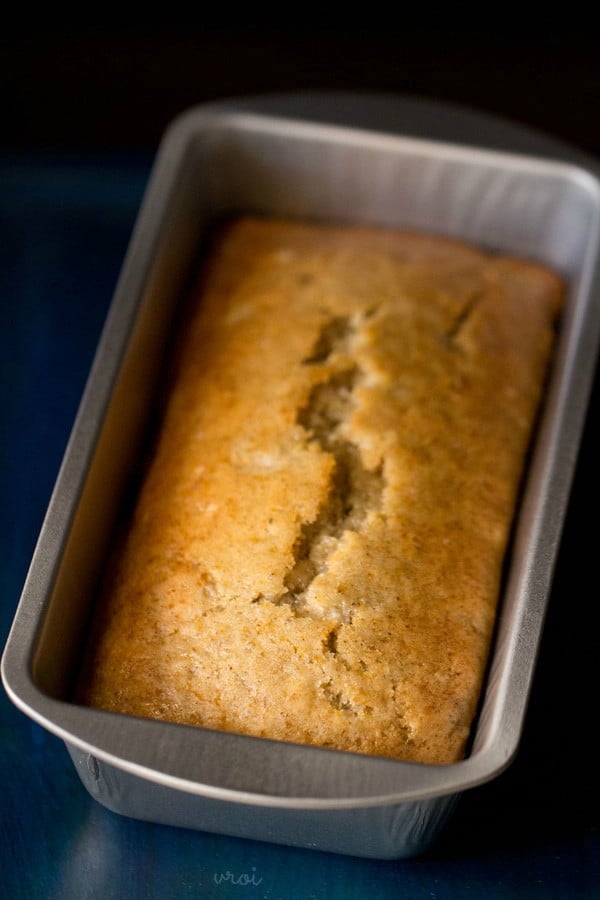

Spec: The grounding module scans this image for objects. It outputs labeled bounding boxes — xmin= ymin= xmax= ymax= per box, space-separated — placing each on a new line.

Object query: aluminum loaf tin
xmin=3 ymin=106 xmax=600 ymax=859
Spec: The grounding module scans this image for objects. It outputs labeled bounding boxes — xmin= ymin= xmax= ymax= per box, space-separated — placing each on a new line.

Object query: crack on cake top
xmin=446 ymin=289 xmax=484 ymax=344
xmin=277 ymin=313 xmax=384 ymax=618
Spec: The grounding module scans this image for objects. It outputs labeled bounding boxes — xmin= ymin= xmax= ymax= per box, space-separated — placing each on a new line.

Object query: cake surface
xmin=78 ymin=216 xmax=562 ymax=764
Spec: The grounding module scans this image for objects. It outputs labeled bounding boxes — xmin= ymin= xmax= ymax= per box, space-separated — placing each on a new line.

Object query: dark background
xmin=2 ymin=24 xmax=600 ymax=159
xmin=1 ymin=24 xmax=599 ymax=898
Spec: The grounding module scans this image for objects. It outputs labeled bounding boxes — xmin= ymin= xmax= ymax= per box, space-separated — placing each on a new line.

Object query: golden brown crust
xmin=77 ymin=216 xmax=562 ymax=764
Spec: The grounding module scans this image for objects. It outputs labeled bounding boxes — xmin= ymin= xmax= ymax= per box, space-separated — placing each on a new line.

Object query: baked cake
xmin=77 ymin=216 xmax=562 ymax=764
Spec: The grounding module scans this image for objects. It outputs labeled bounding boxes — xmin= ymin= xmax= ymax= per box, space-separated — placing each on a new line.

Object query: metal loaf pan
xmin=3 ymin=105 xmax=600 ymax=859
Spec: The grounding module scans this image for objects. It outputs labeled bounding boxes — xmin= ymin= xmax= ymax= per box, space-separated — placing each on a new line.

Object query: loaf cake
xmin=77 ymin=215 xmax=562 ymax=764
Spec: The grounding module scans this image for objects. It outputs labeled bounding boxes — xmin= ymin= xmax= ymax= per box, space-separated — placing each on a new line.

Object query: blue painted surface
xmin=1 ymin=158 xmax=598 ymax=899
